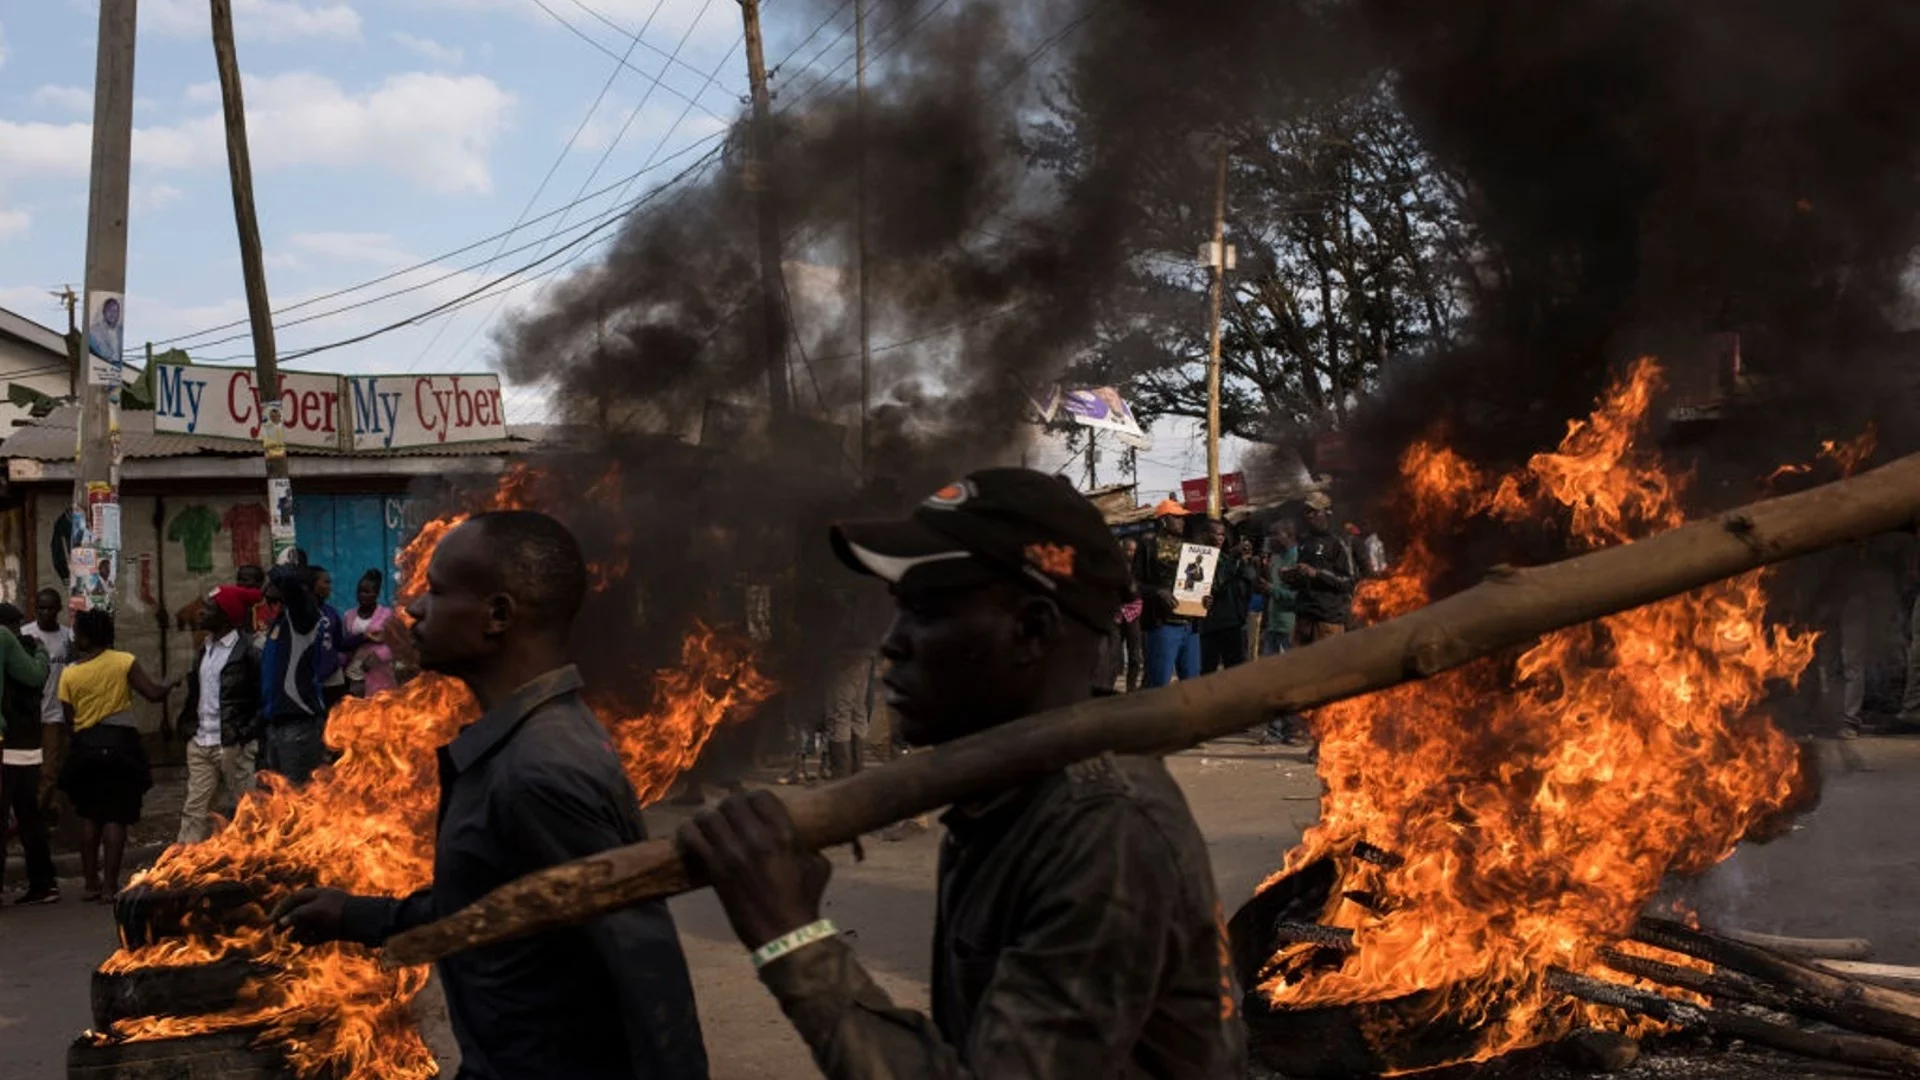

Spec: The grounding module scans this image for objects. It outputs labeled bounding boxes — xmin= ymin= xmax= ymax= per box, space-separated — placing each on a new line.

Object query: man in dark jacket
xmin=679 ymin=469 xmax=1246 ymax=1080
xmin=1133 ymin=499 xmax=1203 ymax=686
xmin=177 ymin=585 xmax=264 ymax=845
xmin=0 ymin=604 xmax=58 ymax=903
xmin=275 ymin=511 xmax=708 ymax=1080
xmin=260 ymin=559 xmax=329 ymax=785
xmin=1198 ymin=518 xmax=1256 ymax=673
xmin=1288 ymin=492 xmax=1357 ymax=643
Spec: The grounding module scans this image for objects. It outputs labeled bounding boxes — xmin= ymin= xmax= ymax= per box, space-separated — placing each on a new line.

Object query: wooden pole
xmin=73 ymin=0 xmax=139 ymax=615
xmin=383 ymin=453 xmax=1920 ymax=967
xmin=1723 ymin=928 xmax=1874 ymax=961
xmin=1633 ymin=917 xmax=1920 ymax=1047
xmin=210 ymin=0 xmax=297 ymax=564
xmin=1203 ymin=142 xmax=1228 ymax=518
xmin=1549 ymin=968 xmax=1920 ymax=1078
xmin=740 ymin=0 xmax=793 ymax=416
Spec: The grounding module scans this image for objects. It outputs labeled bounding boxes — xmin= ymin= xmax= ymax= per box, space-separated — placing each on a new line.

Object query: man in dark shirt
xmin=274 ymin=511 xmax=707 ymax=1079
xmin=677 ymin=469 xmax=1246 ymax=1080
xmin=1288 ymin=492 xmax=1357 ymax=643
xmin=1198 ymin=519 xmax=1256 ymax=673
xmin=260 ymin=559 xmax=329 ymax=785
xmin=1133 ymin=499 xmax=1203 ymax=687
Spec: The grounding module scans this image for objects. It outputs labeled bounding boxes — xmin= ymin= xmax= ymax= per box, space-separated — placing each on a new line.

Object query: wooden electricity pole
xmin=72 ymin=0 xmax=139 ymax=613
xmin=740 ymin=0 xmax=793 ymax=416
xmin=1203 ymin=142 xmax=1229 ymax=519
xmin=210 ymin=0 xmax=297 ymax=564
xmin=855 ymin=0 xmax=872 ymax=469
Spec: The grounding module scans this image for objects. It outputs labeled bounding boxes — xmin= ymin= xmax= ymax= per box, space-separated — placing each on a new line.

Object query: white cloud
xmin=391 ymin=31 xmax=463 ymax=67
xmin=574 ymin=100 xmax=728 ymax=154
xmin=0 ymin=72 xmax=515 ymax=195
xmin=290 ymin=231 xmax=413 ymax=266
xmin=144 ymin=0 xmax=362 ymax=42
xmin=0 ymin=208 xmax=29 ymax=242
xmin=130 ymin=184 xmax=184 ymax=213
xmin=33 ymin=85 xmax=94 ymax=114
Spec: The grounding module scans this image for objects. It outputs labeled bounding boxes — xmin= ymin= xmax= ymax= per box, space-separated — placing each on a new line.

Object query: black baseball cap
xmin=831 ymin=468 xmax=1131 ymax=629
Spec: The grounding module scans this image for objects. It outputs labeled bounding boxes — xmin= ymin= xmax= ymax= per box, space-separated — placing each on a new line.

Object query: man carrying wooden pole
xmin=678 ymin=469 xmax=1247 ymax=1078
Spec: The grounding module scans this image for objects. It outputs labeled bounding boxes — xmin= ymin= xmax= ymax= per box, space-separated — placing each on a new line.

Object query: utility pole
xmin=855 ymin=0 xmax=872 ymax=470
xmin=211 ymin=0 xmax=297 ymax=565
xmin=740 ymin=0 xmax=793 ymax=416
xmin=1203 ymin=142 xmax=1230 ymax=519
xmin=72 ymin=0 xmax=138 ymax=614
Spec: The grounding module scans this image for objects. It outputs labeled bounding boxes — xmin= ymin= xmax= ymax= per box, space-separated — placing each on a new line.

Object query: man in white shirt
xmin=175 ymin=586 xmax=263 ymax=845
xmin=20 ymin=589 xmax=72 ymax=814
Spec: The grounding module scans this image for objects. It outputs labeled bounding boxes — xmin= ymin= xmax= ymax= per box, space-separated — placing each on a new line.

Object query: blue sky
xmin=0 ymin=0 xmax=1242 ymax=494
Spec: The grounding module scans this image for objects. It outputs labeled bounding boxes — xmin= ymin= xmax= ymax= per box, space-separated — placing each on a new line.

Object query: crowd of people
xmin=1107 ymin=490 xmax=1386 ymax=731
xmin=0 ymin=559 xmax=402 ymax=904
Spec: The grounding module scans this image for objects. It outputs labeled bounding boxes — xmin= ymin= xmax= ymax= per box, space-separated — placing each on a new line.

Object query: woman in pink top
xmin=340 ymin=570 xmax=396 ymax=696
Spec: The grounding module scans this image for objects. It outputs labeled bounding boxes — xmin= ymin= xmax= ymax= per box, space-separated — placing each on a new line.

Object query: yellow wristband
xmin=751 ymin=919 xmax=838 ymax=970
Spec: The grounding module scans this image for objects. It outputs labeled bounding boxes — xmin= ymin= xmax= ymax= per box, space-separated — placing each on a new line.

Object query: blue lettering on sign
xmin=155 ymin=365 xmax=207 ymax=432
xmin=349 ymin=378 xmax=405 ymax=449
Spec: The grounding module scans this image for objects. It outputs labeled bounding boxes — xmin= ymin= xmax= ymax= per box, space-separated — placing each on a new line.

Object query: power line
xmin=192 ymin=145 xmax=724 ymax=365
xmin=409 ymin=0 xmax=717 ymax=372
xmin=528 ymin=0 xmax=729 ymax=121
xmin=566 ymin=0 xmax=737 ymax=92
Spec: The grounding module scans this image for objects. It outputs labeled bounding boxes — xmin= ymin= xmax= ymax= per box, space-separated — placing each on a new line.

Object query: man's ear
xmin=485 ymin=592 xmax=516 ymax=636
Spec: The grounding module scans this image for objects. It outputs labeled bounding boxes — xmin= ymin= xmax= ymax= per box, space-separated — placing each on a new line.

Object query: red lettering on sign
xmin=298 ymin=391 xmax=319 ymax=432
xmin=319 ymin=390 xmax=338 ymax=433
xmin=229 ymin=371 xmax=258 ymax=438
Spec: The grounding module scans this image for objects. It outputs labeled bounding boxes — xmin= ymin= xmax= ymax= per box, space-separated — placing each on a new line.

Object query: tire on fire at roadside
xmin=114 ymin=881 xmax=294 ymax=949
xmin=1228 ymin=856 xmax=1501 ymax=1078
xmin=67 ymin=1028 xmax=293 ymax=1080
xmin=91 ymin=957 xmax=269 ymax=1031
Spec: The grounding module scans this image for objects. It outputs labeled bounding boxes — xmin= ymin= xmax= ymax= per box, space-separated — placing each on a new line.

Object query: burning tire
xmin=67 ymin=1029 xmax=291 ymax=1079
xmin=115 ymin=882 xmax=283 ymax=949
xmin=91 ymin=958 xmax=266 ymax=1030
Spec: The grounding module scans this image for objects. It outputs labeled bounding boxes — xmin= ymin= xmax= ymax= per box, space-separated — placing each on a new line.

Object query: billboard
xmin=346 ymin=374 xmax=508 ymax=451
xmin=153 ymin=362 xmax=344 ymax=448
xmin=1181 ymin=472 xmax=1247 ymax=514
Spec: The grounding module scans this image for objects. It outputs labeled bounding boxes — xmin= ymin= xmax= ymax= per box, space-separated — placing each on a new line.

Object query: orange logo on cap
xmin=924 ymin=481 xmax=972 ymax=508
xmin=1024 ymin=542 xmax=1076 ymax=579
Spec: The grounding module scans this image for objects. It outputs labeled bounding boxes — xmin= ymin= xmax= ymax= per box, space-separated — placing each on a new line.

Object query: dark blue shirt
xmin=339 ymin=667 xmax=708 ymax=1080
xmin=261 ymin=564 xmax=326 ymax=720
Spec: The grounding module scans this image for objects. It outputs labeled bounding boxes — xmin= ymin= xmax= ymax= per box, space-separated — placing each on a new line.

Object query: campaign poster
xmin=85 ymin=291 xmax=124 ymax=387
xmin=1171 ymin=543 xmax=1220 ymax=618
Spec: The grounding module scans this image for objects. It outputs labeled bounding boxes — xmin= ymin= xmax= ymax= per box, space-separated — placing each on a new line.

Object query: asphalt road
xmin=4 ymin=738 xmax=1917 ymax=1079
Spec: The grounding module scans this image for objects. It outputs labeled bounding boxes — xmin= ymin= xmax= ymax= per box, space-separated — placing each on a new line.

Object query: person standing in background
xmin=1134 ymin=499 xmax=1202 ymax=686
xmin=1263 ymin=522 xmax=1300 ymax=656
xmin=1289 ymin=492 xmax=1357 ymax=644
xmin=1199 ymin=519 xmax=1257 ymax=673
xmin=21 ymin=589 xmax=72 ymax=814
xmin=0 ymin=604 xmax=58 ymax=904
xmin=260 ymin=559 xmax=329 ymax=786
xmin=176 ymin=587 xmax=263 ymax=845
xmin=59 ymin=611 xmax=175 ymax=901
xmin=342 ymin=570 xmax=396 ymax=697
xmin=1117 ymin=537 xmax=1144 ymax=692
xmin=311 ymin=567 xmax=349 ymax=713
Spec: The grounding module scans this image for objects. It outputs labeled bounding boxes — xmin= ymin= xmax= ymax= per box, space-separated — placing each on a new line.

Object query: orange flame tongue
xmin=102 ymin=466 xmax=773 ymax=1078
xmin=1261 ymin=359 xmax=1815 ymax=1063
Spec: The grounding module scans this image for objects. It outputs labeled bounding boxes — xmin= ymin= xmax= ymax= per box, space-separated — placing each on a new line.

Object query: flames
xmin=1259 ymin=359 xmax=1818 ymax=1061
xmin=97 ymin=467 xmax=773 ymax=1078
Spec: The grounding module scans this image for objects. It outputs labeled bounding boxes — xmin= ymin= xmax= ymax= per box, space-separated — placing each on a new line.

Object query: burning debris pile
xmin=75 ymin=468 xmax=772 ymax=1079
xmin=1232 ymin=361 xmax=1829 ymax=1074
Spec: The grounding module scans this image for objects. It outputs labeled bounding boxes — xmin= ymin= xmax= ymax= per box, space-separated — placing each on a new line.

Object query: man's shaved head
xmin=466 ymin=510 xmax=588 ymax=631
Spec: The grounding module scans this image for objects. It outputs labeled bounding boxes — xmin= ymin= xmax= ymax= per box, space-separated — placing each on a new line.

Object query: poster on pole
xmin=1170 ymin=542 xmax=1220 ymax=618
xmin=152 ymin=362 xmax=343 ymax=447
xmin=269 ymin=477 xmax=298 ymax=564
xmin=347 ymin=374 xmax=508 ymax=451
xmin=85 ymin=292 xmax=124 ymax=387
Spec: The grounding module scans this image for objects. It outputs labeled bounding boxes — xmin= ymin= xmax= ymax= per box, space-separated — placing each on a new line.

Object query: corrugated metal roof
xmin=1 ymin=404 xmax=548 ymax=462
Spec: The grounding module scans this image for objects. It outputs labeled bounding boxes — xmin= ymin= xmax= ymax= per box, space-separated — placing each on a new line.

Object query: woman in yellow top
xmin=58 ymin=610 xmax=177 ymax=901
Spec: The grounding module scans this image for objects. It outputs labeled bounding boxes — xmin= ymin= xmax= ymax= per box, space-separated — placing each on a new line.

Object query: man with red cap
xmin=1133 ymin=497 xmax=1203 ymax=687
xmin=175 ymin=585 xmax=264 ymax=844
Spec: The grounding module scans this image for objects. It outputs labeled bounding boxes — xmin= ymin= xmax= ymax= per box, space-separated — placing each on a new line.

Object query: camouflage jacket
xmin=758 ymin=754 xmax=1248 ymax=1079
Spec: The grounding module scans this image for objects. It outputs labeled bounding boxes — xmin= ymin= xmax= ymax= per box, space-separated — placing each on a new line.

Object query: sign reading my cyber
xmin=154 ymin=362 xmax=507 ymax=451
